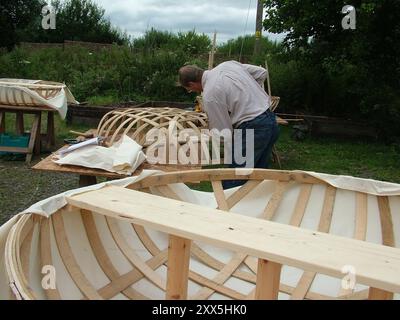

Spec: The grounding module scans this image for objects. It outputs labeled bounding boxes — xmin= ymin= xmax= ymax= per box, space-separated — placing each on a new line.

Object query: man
xmin=178 ymin=60 xmax=279 ymax=189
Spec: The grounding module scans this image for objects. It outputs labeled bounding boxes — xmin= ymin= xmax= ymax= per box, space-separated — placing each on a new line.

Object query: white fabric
xmin=0 ymin=79 xmax=78 ymax=119
xmin=53 ymin=135 xmax=146 ymax=175
xmin=201 ymin=61 xmax=271 ymax=131
xmin=299 ymin=170 xmax=400 ymax=196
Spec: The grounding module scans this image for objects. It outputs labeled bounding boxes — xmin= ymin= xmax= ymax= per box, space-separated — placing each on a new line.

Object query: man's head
xmin=178 ymin=65 xmax=204 ymax=93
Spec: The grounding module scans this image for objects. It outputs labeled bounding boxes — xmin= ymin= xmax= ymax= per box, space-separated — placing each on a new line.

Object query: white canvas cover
xmin=0 ymin=79 xmax=78 ymax=119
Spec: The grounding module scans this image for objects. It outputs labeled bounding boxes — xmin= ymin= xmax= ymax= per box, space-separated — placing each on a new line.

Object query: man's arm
xmin=242 ymin=64 xmax=268 ymax=88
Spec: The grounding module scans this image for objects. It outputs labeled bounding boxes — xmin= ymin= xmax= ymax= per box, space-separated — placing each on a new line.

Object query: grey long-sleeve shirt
xmin=201 ymin=60 xmax=271 ymax=132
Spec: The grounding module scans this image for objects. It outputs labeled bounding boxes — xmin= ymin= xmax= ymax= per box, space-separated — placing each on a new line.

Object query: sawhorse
xmin=0 ymin=105 xmax=56 ymax=163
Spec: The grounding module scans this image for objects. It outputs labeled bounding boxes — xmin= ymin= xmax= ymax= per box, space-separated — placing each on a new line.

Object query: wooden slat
xmin=81 ymin=210 xmax=148 ymax=300
xmin=355 ymin=193 xmax=368 ymax=241
xmin=51 ymin=211 xmax=103 ymax=300
xmin=67 ymin=186 xmax=400 ymax=294
xmin=91 ymin=250 xmax=168 ymax=300
xmin=262 ymin=181 xmax=290 ymax=220
xmin=290 ymin=184 xmax=313 ymax=226
xmin=211 ymin=181 xmax=229 ymax=211
xmin=368 ymin=196 xmax=396 ymax=300
xmin=339 ymin=192 xmax=368 ymax=297
xmin=226 ymin=180 xmax=263 ymax=210
xmin=191 ymin=253 xmax=247 ymax=300
xmin=166 ymin=235 xmax=191 ymax=300
xmin=40 ymin=218 xmax=62 ymax=300
xmin=255 ymin=259 xmax=282 ymax=300
xmin=291 ymin=185 xmax=337 ymax=300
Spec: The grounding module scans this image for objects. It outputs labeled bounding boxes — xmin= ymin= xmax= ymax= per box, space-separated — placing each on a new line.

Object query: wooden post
xmin=26 ymin=113 xmax=40 ymax=164
xmin=255 ymin=259 xmax=282 ymax=300
xmin=254 ymin=0 xmax=264 ymax=56
xmin=0 ymin=111 xmax=5 ymax=133
xmin=166 ymin=235 xmax=192 ymax=300
xmin=47 ymin=111 xmax=55 ymax=147
xmin=208 ymin=31 xmax=217 ymax=70
xmin=16 ymin=111 xmax=24 ymax=135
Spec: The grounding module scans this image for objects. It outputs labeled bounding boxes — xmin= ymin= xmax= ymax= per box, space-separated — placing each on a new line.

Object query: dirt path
xmin=0 ymin=156 xmax=79 ymax=225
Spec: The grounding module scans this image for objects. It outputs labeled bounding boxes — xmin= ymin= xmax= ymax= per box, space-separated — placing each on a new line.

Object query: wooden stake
xmin=255 ymin=259 xmax=282 ymax=300
xmin=166 ymin=235 xmax=192 ymax=300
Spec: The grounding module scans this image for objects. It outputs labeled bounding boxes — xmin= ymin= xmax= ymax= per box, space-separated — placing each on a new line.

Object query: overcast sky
xmin=94 ymin=0 xmax=285 ymax=44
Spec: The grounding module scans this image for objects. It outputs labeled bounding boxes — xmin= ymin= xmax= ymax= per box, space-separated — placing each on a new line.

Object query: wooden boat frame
xmin=4 ymin=169 xmax=400 ymax=300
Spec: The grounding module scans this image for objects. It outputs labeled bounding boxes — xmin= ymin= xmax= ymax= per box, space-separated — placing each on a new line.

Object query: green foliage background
xmin=0 ymin=0 xmax=399 ymax=140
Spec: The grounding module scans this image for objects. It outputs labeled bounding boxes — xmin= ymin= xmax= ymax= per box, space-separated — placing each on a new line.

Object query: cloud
xmin=94 ymin=0 xmax=285 ymax=43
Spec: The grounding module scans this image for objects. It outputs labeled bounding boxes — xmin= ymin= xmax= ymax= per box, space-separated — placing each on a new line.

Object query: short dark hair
xmin=178 ymin=65 xmax=204 ymax=87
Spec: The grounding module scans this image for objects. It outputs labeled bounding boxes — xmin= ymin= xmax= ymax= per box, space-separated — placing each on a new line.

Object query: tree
xmin=263 ymin=0 xmax=400 ymax=139
xmin=32 ymin=0 xmax=129 ymax=44
xmin=0 ymin=0 xmax=45 ymax=49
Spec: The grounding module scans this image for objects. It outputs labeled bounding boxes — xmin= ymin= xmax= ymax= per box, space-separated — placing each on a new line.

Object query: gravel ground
xmin=0 ymin=155 xmax=80 ymax=225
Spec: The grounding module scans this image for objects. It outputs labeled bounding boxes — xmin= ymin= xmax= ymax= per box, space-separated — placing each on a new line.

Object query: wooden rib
xmin=191 ymin=253 xmax=247 ymax=300
xmin=132 ymin=224 xmax=162 ymax=256
xmin=166 ymin=235 xmax=192 ymax=300
xmin=262 ymin=181 xmax=291 ymax=220
xmin=81 ymin=210 xmax=148 ymax=300
xmin=90 ymin=250 xmax=168 ymax=300
xmin=290 ymin=185 xmax=337 ymax=300
xmin=338 ymin=192 xmax=368 ymax=297
xmin=5 ymin=215 xmax=37 ymax=300
xmin=226 ymin=180 xmax=263 ymax=210
xmin=369 ymin=196 xmax=395 ymax=300
xmin=14 ymin=216 xmax=36 ymax=297
xmin=211 ymin=181 xmax=229 ymax=211
xmin=290 ymin=184 xmax=313 ymax=226
xmin=40 ymin=218 xmax=62 ymax=300
xmin=19 ymin=221 xmax=34 ymax=286
xmin=51 ymin=211 xmax=103 ymax=300
xmin=189 ymin=271 xmax=246 ymax=300
xmin=105 ymin=216 xmax=167 ymax=291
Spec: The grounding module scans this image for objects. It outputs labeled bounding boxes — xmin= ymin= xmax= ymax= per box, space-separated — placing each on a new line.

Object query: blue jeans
xmin=222 ymin=110 xmax=280 ymax=189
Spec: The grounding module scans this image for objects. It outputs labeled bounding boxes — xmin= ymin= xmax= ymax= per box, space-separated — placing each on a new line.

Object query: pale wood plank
xmin=67 ymin=186 xmax=400 ymax=294
xmin=166 ymin=235 xmax=192 ymax=300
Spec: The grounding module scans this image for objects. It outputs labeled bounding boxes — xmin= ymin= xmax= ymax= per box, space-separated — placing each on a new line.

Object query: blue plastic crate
xmin=0 ymin=133 xmax=30 ymax=155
